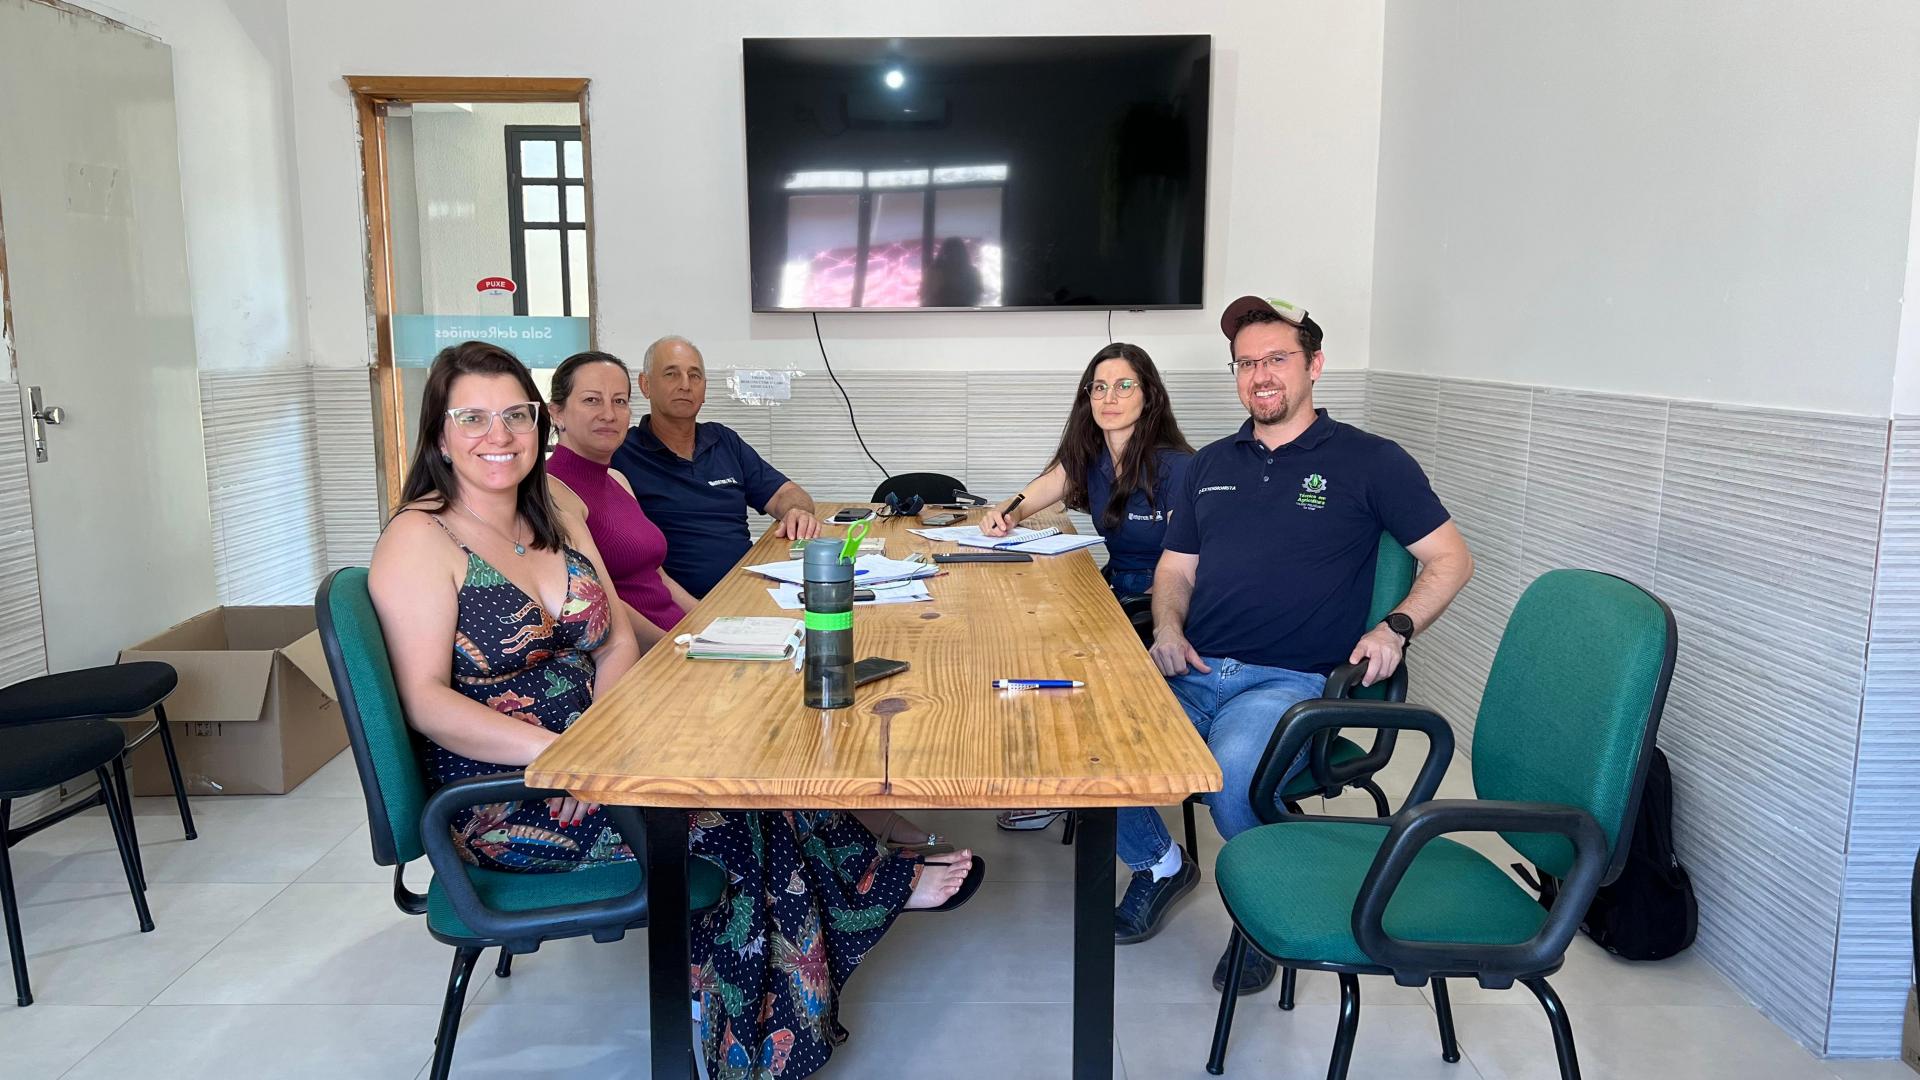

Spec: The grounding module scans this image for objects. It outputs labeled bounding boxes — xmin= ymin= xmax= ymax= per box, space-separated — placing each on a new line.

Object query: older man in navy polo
xmin=1113 ymin=297 xmax=1476 ymax=994
xmin=611 ymin=336 xmax=820 ymax=598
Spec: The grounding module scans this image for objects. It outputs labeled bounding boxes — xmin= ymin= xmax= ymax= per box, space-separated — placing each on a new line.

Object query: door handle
xmin=27 ymin=385 xmax=65 ymax=462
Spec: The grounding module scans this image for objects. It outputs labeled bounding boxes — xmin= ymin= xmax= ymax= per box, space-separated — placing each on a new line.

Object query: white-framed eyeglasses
xmin=447 ymin=401 xmax=541 ymax=438
xmin=1229 ymin=351 xmax=1305 ymax=376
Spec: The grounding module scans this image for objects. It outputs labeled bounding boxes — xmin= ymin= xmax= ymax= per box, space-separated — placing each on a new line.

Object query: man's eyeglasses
xmin=447 ymin=401 xmax=541 ymax=438
xmin=1228 ymin=351 xmax=1305 ymax=376
xmin=877 ymin=492 xmax=925 ymax=518
xmin=1085 ymin=378 xmax=1139 ymax=400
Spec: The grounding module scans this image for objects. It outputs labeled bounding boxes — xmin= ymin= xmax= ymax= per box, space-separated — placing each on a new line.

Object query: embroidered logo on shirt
xmin=1298 ymin=473 xmax=1329 ymax=511
xmin=1127 ymin=511 xmax=1166 ymax=522
xmin=1197 ymin=484 xmax=1238 ymax=495
xmin=707 ymin=476 xmax=740 ymax=487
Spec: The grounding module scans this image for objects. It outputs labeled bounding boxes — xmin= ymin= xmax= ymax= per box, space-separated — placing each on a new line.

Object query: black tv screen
xmin=742 ymin=35 xmax=1211 ymax=312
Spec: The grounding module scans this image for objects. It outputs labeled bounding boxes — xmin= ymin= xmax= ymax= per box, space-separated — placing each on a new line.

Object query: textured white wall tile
xmin=1828 ymin=418 xmax=1920 ymax=1056
xmin=309 ymin=368 xmax=381 ymax=572
xmin=1521 ymin=390 xmax=1669 ymax=589
xmin=200 ymin=369 xmax=327 ymax=604
xmin=0 ymin=407 xmax=47 ymax=687
xmin=1652 ymin=403 xmax=1883 ymax=1049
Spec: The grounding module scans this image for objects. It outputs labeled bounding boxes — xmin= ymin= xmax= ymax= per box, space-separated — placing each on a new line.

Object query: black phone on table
xmin=829 ymin=507 xmax=875 ymax=524
xmin=920 ymin=511 xmax=964 ymax=526
xmin=853 ymin=656 xmax=910 ymax=686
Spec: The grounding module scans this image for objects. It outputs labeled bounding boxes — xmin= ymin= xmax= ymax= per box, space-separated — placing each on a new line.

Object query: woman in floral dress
xmin=370 ymin=342 xmax=977 ymax=1078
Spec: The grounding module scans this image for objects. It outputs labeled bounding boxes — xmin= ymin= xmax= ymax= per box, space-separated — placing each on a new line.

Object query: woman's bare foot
xmin=903 ymin=850 xmax=975 ymax=910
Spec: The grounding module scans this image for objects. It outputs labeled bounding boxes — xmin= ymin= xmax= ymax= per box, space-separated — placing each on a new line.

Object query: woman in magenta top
xmin=546 ymin=352 xmax=695 ymax=649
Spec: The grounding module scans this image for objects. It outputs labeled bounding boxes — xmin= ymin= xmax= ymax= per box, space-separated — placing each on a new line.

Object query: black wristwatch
xmin=1383 ymin=612 xmax=1415 ymax=646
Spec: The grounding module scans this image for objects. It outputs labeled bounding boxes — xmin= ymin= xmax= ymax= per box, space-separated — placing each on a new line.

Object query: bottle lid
xmin=803 ymin=537 xmax=854 ymax=582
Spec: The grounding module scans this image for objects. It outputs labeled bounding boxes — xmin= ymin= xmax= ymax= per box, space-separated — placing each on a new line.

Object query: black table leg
xmin=1072 ymin=807 xmax=1116 ymax=1080
xmin=617 ymin=806 xmax=693 ymax=1080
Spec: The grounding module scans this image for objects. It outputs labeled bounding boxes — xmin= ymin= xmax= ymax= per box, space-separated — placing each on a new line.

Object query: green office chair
xmin=1063 ymin=534 xmax=1418 ymax=851
xmin=1205 ymin=569 xmax=1676 ymax=1080
xmin=315 ymin=568 xmax=725 ymax=1080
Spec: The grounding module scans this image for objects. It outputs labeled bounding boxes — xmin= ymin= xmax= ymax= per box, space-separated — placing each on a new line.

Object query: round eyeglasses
xmin=1085 ymin=379 xmax=1139 ymax=400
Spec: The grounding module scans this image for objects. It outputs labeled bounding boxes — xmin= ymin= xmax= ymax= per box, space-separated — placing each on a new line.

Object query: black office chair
xmin=0 ymin=663 xmax=197 ymax=869
xmin=872 ymin=472 xmax=968 ymax=506
xmin=1 ymin=719 xmax=154 ymax=1006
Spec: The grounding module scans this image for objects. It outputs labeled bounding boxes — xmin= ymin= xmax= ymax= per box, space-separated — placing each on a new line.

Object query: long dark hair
xmin=1050 ymin=342 xmax=1193 ymax=532
xmin=398 ymin=340 xmax=564 ymax=552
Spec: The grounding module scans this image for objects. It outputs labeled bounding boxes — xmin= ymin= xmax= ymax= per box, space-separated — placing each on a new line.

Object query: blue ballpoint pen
xmin=991 ymin=679 xmax=1085 ymax=690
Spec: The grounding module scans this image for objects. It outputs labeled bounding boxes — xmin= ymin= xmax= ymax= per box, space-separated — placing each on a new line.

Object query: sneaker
xmin=995 ymin=809 xmax=1066 ymax=832
xmin=1113 ymin=846 xmax=1199 ymax=944
xmin=1212 ymin=940 xmax=1278 ymax=994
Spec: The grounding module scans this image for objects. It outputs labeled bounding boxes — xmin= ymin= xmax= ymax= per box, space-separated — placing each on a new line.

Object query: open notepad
xmin=684 ymin=617 xmax=804 ymax=661
xmin=909 ymin=524 xmax=1105 ymax=555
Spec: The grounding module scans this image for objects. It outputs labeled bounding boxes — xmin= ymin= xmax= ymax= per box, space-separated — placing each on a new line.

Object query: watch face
xmin=1387 ymin=613 xmax=1414 ymax=639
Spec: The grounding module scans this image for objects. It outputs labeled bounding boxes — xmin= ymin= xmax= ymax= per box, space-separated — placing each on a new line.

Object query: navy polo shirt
xmin=1085 ymin=446 xmax=1192 ymax=576
xmin=610 ymin=417 xmax=791 ymax=598
xmin=1163 ymin=409 xmax=1450 ymax=674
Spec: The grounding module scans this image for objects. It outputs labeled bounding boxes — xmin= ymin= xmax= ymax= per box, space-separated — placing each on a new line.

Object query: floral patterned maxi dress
xmin=420 ymin=517 xmax=920 ymax=1079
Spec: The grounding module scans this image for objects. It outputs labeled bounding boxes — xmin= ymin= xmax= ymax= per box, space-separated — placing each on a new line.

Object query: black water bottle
xmin=803 ymin=538 xmax=855 ymax=709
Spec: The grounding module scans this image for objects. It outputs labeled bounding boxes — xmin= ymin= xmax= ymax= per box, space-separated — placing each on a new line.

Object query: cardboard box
xmin=1903 ymin=985 xmax=1919 ymax=1075
xmin=118 ymin=606 xmax=344 ymax=796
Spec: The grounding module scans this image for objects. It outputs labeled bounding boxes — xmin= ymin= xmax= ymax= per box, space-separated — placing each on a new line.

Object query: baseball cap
xmin=1220 ymin=295 xmax=1324 ymax=346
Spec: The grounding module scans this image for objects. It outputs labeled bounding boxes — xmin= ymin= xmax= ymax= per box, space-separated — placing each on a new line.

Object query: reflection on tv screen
xmin=744 ymin=36 xmax=1211 ymax=311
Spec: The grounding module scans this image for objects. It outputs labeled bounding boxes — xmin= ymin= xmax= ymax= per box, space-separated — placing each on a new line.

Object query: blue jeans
xmin=1116 ymin=658 xmax=1327 ymax=870
xmin=1107 ymin=568 xmax=1155 ymax=595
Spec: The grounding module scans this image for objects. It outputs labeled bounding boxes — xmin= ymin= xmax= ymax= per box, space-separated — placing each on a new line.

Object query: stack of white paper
xmin=744 ymin=554 xmax=939 ymax=586
xmin=907 ymin=524 xmax=1105 ymax=555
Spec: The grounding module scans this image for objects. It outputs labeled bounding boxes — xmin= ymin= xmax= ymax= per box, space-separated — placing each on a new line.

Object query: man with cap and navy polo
xmin=1112 ymin=296 xmax=1476 ymax=994
xmin=611 ymin=335 xmax=821 ymax=598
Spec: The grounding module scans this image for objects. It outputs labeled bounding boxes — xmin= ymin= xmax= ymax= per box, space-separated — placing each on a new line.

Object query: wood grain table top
xmin=526 ymin=506 xmax=1221 ymax=809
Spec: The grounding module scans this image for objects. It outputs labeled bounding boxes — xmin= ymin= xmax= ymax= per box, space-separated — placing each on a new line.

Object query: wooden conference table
xmin=527 ymin=505 xmax=1221 ymax=1079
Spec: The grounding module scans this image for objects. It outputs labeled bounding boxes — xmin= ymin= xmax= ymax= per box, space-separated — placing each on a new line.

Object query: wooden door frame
xmin=346 ymin=76 xmax=596 ymax=512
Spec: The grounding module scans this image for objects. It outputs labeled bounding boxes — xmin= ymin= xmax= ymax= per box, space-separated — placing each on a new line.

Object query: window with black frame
xmin=505 ymin=125 xmax=588 ymax=317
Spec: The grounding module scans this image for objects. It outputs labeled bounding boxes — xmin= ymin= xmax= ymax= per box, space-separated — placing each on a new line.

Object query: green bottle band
xmin=804 ymin=609 xmax=853 ymax=632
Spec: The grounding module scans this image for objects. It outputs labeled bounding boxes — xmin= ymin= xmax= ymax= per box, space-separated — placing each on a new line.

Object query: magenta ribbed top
xmin=547 ymin=443 xmax=686 ymax=633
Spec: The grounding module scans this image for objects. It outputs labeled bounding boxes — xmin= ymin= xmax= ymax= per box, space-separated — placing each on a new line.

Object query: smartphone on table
xmin=921 ymin=512 xmax=964 ymax=526
xmin=829 ymin=507 xmax=875 ymax=524
xmin=853 ymin=656 xmax=911 ymax=687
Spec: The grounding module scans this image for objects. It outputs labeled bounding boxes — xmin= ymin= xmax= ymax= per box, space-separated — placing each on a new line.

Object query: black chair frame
xmin=2 ymin=732 xmax=155 ymax=1007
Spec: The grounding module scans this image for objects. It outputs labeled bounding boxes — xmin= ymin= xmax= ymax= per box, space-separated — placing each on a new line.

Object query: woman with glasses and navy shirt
xmin=981 ymin=342 xmax=1195 ymax=832
xmin=981 ymin=342 xmax=1195 ymax=594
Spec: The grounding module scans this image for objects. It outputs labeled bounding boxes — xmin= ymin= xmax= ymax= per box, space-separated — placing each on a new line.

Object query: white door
xmin=0 ymin=0 xmax=216 ymax=671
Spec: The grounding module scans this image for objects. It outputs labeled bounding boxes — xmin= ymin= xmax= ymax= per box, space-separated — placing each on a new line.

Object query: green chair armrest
xmin=1352 ymin=798 xmax=1608 ymax=988
xmin=420 ymin=772 xmax=652 ymax=950
xmin=1251 ymin=699 xmax=1454 ymax=826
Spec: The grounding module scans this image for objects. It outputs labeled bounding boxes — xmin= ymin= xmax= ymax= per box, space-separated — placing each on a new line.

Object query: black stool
xmin=0 ymin=719 xmax=155 ymax=1006
xmin=0 ymin=663 xmax=196 ymax=870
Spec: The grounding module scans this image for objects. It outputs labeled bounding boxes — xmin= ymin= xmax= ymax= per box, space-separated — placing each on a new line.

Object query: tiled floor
xmin=2 ymin=749 xmax=1911 ymax=1078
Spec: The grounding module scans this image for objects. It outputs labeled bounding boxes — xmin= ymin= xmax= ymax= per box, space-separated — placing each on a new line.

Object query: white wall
xmin=284 ymin=0 xmax=1387 ymax=376
xmin=1371 ymin=0 xmax=1920 ymax=418
xmin=70 ymin=0 xmax=309 ymax=372
xmin=1891 ymin=115 xmax=1920 ymax=415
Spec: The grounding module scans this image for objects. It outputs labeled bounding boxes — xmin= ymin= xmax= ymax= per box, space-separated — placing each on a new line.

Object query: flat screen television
xmin=742 ymin=35 xmax=1211 ymax=312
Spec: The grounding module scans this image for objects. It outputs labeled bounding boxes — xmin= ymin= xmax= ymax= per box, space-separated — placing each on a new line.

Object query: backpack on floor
xmin=1515 ymin=747 xmax=1698 ymax=961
